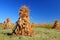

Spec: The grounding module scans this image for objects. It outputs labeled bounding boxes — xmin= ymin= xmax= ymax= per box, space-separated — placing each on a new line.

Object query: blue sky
xmin=0 ymin=0 xmax=60 ymax=24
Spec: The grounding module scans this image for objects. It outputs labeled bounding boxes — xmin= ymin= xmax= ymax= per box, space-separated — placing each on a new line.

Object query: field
xmin=0 ymin=26 xmax=60 ymax=40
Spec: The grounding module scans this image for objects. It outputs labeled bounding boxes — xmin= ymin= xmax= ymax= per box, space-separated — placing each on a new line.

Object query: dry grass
xmin=0 ymin=26 xmax=60 ymax=40
xmin=32 ymin=24 xmax=53 ymax=28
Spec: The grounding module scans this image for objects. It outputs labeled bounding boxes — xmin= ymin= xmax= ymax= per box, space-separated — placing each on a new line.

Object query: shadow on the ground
xmin=2 ymin=32 xmax=13 ymax=36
